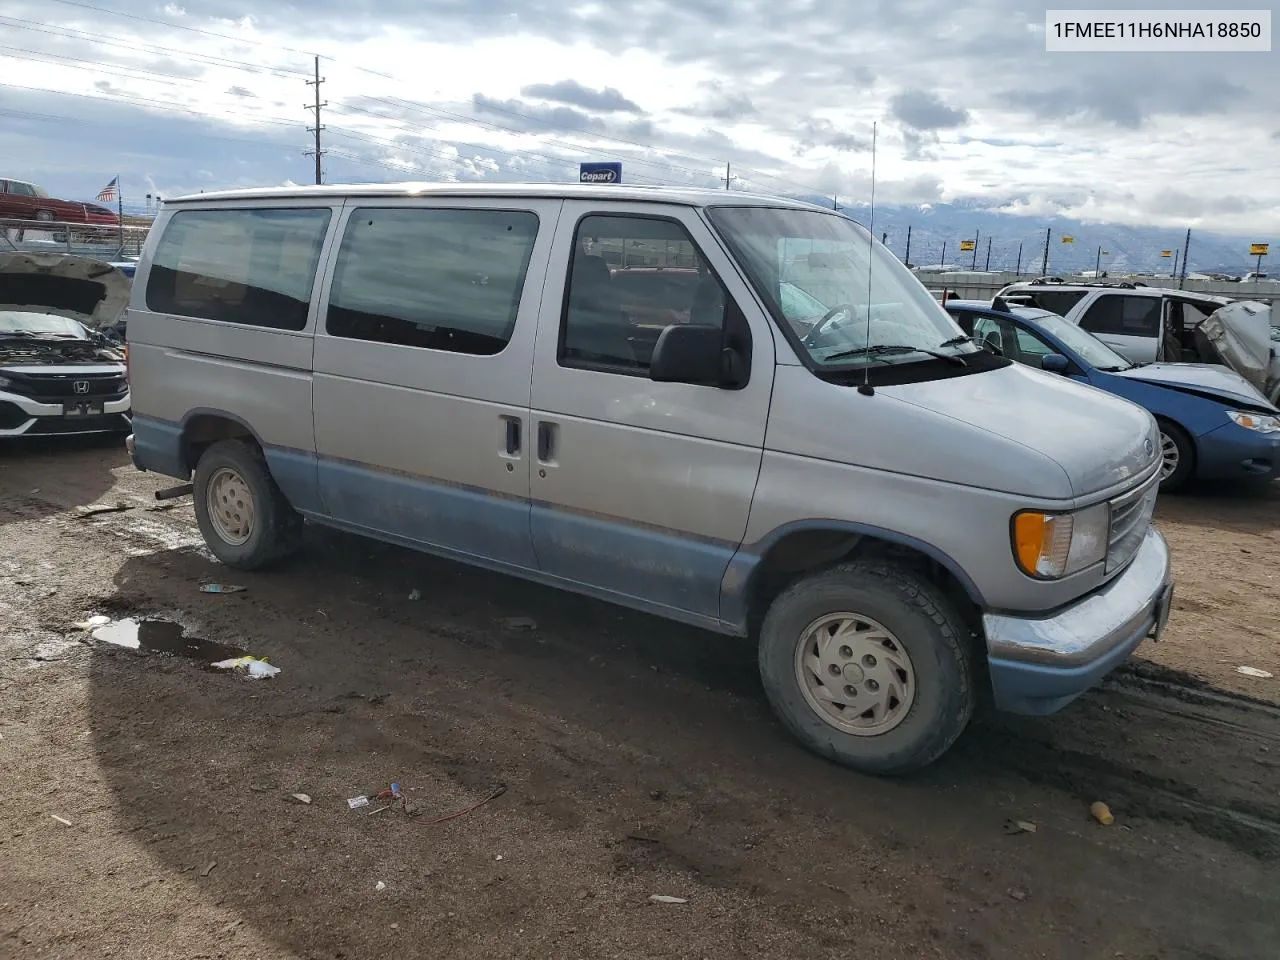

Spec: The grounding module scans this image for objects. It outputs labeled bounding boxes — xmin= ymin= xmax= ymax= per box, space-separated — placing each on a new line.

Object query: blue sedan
xmin=944 ymin=299 xmax=1280 ymax=492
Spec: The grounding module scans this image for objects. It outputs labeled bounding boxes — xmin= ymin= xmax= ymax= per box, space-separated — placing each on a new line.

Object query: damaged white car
xmin=0 ymin=252 xmax=131 ymax=437
xmin=1197 ymin=300 xmax=1280 ymax=406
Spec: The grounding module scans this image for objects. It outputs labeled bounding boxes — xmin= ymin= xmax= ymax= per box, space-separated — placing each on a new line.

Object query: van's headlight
xmin=1012 ymin=503 xmax=1109 ymax=579
xmin=1228 ymin=411 xmax=1280 ymax=434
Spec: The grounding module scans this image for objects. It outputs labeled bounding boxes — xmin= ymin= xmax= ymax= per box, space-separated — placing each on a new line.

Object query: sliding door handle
xmin=536 ymin=421 xmax=557 ymax=462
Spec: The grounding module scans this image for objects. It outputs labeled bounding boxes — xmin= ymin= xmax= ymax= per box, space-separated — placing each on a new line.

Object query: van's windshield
xmin=707 ymin=206 xmax=977 ymax=369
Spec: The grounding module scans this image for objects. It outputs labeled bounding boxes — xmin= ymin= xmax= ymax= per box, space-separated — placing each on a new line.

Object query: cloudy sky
xmin=1 ymin=0 xmax=1277 ymax=233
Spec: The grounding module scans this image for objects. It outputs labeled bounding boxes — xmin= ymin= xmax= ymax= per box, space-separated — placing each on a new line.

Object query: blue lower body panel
xmin=130 ymin=415 xmax=188 ymax=479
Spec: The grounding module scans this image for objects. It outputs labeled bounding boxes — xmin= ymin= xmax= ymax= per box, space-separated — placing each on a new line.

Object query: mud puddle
xmin=86 ymin=617 xmax=280 ymax=676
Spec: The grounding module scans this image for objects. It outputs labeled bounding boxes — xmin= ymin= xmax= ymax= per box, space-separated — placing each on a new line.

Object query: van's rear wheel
xmin=758 ymin=561 xmax=974 ymax=776
xmin=193 ymin=439 xmax=300 ymax=569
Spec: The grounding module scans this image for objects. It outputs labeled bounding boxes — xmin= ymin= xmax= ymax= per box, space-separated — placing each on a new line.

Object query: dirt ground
xmin=2 ymin=437 xmax=1278 ymax=960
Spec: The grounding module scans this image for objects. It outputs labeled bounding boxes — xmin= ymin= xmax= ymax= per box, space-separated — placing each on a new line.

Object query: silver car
xmin=123 ymin=184 xmax=1173 ymax=774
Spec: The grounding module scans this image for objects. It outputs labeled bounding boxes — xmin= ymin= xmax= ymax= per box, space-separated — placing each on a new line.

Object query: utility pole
xmin=1179 ymin=228 xmax=1191 ymax=288
xmin=304 ymin=55 xmax=326 ymax=186
xmin=903 ymin=225 xmax=912 ymax=266
xmin=971 ymin=228 xmax=980 ymax=269
xmin=1041 ymin=227 xmax=1051 ymax=276
xmin=832 ymin=195 xmax=840 ymax=210
xmin=722 ymin=162 xmax=734 ymax=190
xmin=1015 ymin=241 xmax=1023 ymax=276
xmin=1095 ymin=245 xmax=1102 ymax=277
xmin=940 ymin=239 xmax=947 ymax=268
xmin=984 ymin=236 xmax=992 ymax=271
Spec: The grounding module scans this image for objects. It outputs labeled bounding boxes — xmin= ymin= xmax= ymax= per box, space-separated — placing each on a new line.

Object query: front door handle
xmin=500 ymin=415 xmax=521 ymax=456
xmin=537 ymin=421 xmax=557 ymax=462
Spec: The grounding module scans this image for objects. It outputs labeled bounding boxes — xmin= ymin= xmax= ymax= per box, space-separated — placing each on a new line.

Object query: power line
xmin=0 ymin=14 xmax=308 ymax=79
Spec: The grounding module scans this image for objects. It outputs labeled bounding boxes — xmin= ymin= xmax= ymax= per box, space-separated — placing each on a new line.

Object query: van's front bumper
xmin=983 ymin=528 xmax=1172 ymax=715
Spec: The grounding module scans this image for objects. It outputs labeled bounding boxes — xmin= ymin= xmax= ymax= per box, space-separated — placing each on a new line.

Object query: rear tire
xmin=193 ymin=439 xmax=300 ymax=570
xmin=758 ymin=561 xmax=975 ymax=776
xmin=1157 ymin=420 xmax=1195 ymax=493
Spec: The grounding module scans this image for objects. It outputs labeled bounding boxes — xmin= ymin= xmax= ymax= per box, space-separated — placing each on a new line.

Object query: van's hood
xmin=0 ymin=252 xmax=131 ymax=330
xmin=1110 ymin=362 xmax=1278 ymax=412
xmin=882 ymin=361 xmax=1159 ymax=498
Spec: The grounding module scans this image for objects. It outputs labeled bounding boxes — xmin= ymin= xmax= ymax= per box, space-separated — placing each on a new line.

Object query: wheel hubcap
xmin=1159 ymin=431 xmax=1179 ymax=480
xmin=794 ymin=612 xmax=917 ymax=736
xmin=206 ymin=467 xmax=255 ymax=546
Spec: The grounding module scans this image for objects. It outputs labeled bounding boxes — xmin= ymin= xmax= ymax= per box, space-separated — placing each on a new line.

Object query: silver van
xmin=124 ymin=184 xmax=1173 ymax=774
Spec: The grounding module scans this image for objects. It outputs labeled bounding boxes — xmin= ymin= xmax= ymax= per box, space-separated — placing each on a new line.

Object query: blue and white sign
xmin=579 ymin=162 xmax=622 ymax=184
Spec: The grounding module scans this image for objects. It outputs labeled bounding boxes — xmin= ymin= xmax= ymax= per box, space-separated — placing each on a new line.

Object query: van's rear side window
xmin=146 ymin=208 xmax=332 ymax=330
xmin=326 ymin=207 xmax=539 ymax=355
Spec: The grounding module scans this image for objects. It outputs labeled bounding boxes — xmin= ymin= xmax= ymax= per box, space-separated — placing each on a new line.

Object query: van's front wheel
xmin=193 ymin=440 xmax=300 ymax=569
xmin=758 ymin=561 xmax=975 ymax=776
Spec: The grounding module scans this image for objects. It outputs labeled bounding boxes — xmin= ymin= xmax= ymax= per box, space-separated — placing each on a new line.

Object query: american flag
xmin=96 ymin=177 xmax=118 ymax=203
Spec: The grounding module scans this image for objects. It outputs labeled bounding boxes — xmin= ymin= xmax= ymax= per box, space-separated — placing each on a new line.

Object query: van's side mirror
xmin=1041 ymin=353 xmax=1070 ymax=373
xmin=649 ymin=324 xmax=742 ymax=387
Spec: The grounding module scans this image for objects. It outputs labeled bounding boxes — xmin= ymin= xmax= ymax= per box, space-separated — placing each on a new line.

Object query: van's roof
xmin=164 ymin=181 xmax=831 ymax=210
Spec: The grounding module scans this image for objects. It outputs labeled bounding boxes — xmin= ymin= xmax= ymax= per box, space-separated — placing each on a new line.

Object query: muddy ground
xmin=2 ymin=437 xmax=1278 ymax=960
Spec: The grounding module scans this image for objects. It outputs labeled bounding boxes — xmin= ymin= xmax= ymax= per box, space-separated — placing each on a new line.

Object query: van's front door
xmin=527 ymin=202 xmax=776 ymax=627
xmin=311 ymin=199 xmax=561 ymax=570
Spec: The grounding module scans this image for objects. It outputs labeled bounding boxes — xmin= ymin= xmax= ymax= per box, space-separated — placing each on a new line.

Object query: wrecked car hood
xmin=1110 ymin=362 xmax=1278 ymax=412
xmin=0 ymin=252 xmax=131 ymax=330
xmin=1199 ymin=300 xmax=1277 ymax=397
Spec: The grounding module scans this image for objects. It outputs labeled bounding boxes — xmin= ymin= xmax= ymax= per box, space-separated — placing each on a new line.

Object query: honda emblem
xmin=73 ymin=380 xmax=90 ymax=394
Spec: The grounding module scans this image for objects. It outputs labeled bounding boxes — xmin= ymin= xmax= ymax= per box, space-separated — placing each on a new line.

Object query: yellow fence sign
xmin=1251 ymin=243 xmax=1269 ymax=256
xmin=1061 ymin=235 xmax=1074 ymax=243
xmin=959 ymin=240 xmax=975 ymax=251
xmin=1160 ymin=250 xmax=1173 ymax=257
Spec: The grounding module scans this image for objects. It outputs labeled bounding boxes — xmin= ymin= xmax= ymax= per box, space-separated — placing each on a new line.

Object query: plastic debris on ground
xmin=50 ymin=814 xmax=73 ymax=827
xmin=1003 ymin=819 xmax=1038 ymax=835
xmin=1237 ymin=666 xmax=1273 ymax=679
xmin=200 ymin=583 xmax=247 ymax=594
xmin=1090 ymin=801 xmax=1115 ymax=825
xmin=408 ymin=589 xmax=421 ymax=600
xmin=211 ymin=656 xmax=280 ymax=679
xmin=290 ymin=793 xmax=312 ymax=805
xmin=72 ymin=615 xmax=111 ymax=631
xmin=347 ymin=781 xmax=507 ymax=825
xmin=375 ymin=881 xmax=386 ymax=891
xmin=649 ymin=895 xmax=687 ymax=904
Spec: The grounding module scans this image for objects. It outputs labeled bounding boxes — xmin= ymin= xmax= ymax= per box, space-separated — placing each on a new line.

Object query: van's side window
xmin=1078 ymin=294 xmax=1160 ymax=338
xmin=146 ymin=208 xmax=331 ymax=330
xmin=560 ymin=215 xmax=730 ymax=374
xmin=326 ymin=207 xmax=538 ymax=356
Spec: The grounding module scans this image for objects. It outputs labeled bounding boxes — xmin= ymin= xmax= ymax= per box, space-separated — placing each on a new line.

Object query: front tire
xmin=1157 ymin=420 xmax=1195 ymax=493
xmin=758 ymin=561 xmax=975 ymax=776
xmin=193 ymin=439 xmax=300 ymax=569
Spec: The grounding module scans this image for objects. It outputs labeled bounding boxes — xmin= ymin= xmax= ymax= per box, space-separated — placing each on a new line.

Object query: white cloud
xmin=0 ymin=0 xmax=1276 ymax=232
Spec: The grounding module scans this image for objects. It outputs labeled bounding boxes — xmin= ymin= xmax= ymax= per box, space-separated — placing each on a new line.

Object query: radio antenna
xmin=858 ymin=120 xmax=878 ymax=396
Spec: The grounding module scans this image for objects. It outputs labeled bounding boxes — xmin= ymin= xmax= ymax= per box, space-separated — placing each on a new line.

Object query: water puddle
xmin=87 ymin=617 xmax=280 ymax=677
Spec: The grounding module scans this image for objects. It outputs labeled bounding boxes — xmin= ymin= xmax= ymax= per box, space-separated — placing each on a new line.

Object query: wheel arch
xmin=721 ymin=520 xmax=986 ymax=640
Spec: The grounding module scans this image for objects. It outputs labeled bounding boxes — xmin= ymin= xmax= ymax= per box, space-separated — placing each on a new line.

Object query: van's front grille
xmin=1106 ymin=474 xmax=1159 ymax=573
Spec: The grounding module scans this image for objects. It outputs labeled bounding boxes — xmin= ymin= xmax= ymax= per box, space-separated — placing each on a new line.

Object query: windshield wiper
xmin=938 ymin=334 xmax=972 ymax=347
xmin=822 ymin=343 xmax=967 ymax=366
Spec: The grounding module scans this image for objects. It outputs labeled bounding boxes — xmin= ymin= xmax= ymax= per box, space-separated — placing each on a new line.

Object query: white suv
xmin=993 ymin=279 xmax=1232 ymax=364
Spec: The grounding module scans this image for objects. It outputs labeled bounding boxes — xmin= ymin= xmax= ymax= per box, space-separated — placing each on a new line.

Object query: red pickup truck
xmin=0 ymin=177 xmax=119 ymax=226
